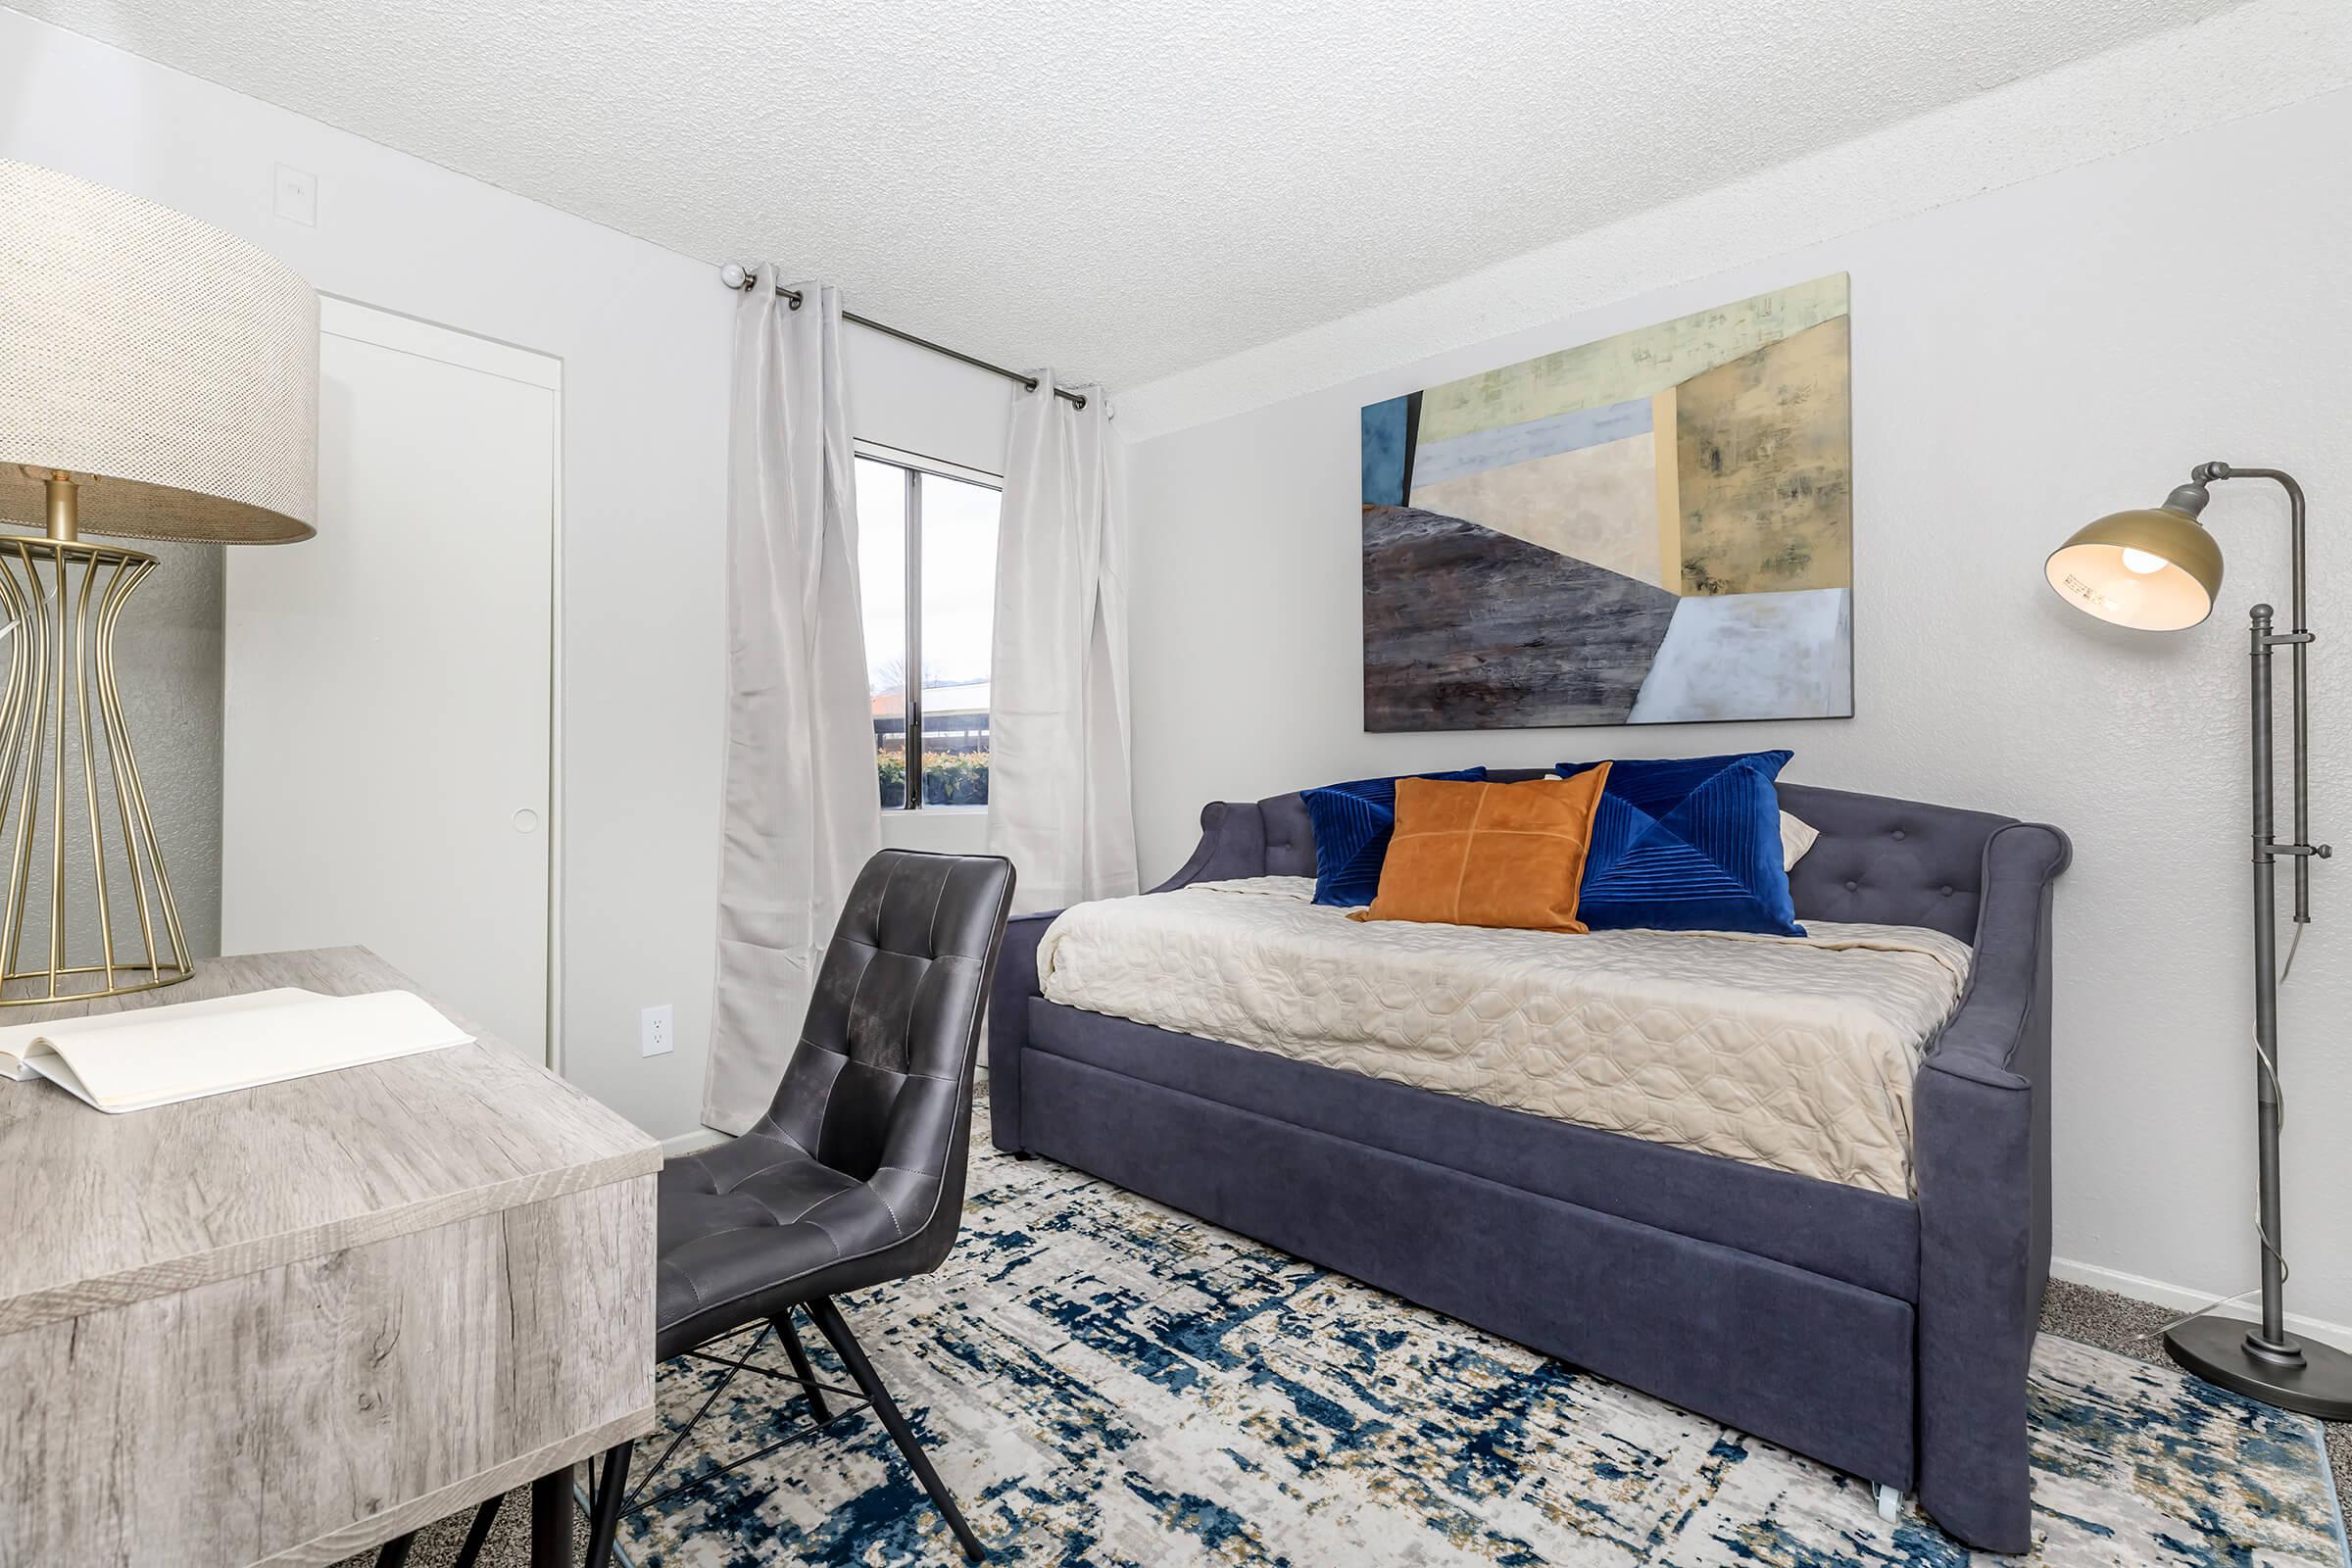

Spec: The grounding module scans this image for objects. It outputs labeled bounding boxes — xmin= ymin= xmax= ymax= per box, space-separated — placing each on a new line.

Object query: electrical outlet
xmin=640 ymin=1004 xmax=674 ymax=1057
xmin=272 ymin=163 xmax=317 ymax=226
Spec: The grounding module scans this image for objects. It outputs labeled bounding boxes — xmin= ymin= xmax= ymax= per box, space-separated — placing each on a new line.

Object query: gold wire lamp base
xmin=0 ymin=514 xmax=193 ymax=1006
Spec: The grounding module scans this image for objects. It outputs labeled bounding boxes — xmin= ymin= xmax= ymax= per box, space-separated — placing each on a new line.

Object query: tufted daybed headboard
xmin=1155 ymin=771 xmax=2043 ymax=943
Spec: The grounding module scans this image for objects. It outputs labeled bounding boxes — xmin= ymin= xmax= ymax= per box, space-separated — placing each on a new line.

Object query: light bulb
xmin=2120 ymin=547 xmax=2170 ymax=575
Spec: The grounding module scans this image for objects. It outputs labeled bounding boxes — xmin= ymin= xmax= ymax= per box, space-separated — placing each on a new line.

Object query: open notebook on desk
xmin=0 ymin=987 xmax=473 ymax=1112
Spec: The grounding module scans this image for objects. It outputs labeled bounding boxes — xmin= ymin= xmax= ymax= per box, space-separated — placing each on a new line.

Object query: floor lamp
xmin=0 ymin=159 xmax=318 ymax=1004
xmin=2045 ymin=461 xmax=2352 ymax=1419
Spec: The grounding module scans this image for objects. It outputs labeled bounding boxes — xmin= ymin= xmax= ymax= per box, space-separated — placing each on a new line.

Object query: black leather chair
xmin=578 ymin=848 xmax=1016 ymax=1564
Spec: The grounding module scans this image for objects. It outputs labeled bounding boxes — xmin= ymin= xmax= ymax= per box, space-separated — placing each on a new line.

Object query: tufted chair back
xmin=753 ymin=849 xmax=1015 ymax=1265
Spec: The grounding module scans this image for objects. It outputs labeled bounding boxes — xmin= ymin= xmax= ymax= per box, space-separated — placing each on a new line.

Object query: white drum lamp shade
xmin=0 ymin=157 xmax=318 ymax=541
xmin=0 ymin=159 xmax=319 ymax=1004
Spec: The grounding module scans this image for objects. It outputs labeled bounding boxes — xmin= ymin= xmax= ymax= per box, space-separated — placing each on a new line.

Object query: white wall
xmin=2 ymin=8 xmax=1010 ymax=1141
xmin=1121 ymin=79 xmax=2352 ymax=1329
xmin=849 ymin=326 xmax=1012 ymax=479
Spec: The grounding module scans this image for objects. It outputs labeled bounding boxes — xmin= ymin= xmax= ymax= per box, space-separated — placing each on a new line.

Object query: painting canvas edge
xmin=1359 ymin=272 xmax=1855 ymax=733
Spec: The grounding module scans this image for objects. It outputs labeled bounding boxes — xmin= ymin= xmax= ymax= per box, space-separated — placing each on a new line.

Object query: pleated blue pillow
xmin=1554 ymin=752 xmax=1803 ymax=936
xmin=1302 ymin=768 xmax=1487 ymax=906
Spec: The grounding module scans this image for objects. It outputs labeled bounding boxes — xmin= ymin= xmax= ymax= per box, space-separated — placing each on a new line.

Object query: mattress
xmin=1035 ymin=877 xmax=1974 ymax=1197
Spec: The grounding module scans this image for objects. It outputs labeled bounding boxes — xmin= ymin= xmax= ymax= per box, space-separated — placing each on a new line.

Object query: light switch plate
xmin=272 ymin=164 xmax=317 ymax=226
xmin=641 ymin=1003 xmax=674 ymax=1057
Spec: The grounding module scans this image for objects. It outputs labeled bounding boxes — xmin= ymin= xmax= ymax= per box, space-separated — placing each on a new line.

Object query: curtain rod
xmin=717 ymin=263 xmax=1086 ymax=409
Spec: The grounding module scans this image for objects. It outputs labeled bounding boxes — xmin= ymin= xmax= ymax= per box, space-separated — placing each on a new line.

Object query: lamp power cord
xmin=2139 ymin=921 xmax=2302 ymax=1342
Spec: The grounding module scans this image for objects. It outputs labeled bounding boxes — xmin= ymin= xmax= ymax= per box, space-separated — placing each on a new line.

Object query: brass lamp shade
xmin=0 ymin=158 xmax=318 ymax=543
xmin=2044 ymin=505 xmax=2224 ymax=631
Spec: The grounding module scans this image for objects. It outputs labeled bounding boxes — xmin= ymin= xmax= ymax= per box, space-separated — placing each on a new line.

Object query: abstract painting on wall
xmin=1361 ymin=274 xmax=1853 ymax=730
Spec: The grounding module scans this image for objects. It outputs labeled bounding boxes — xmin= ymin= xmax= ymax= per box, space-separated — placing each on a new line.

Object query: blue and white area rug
xmin=615 ymin=1109 xmax=2347 ymax=1566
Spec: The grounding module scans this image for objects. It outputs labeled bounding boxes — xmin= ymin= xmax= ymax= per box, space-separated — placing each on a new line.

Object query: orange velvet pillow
xmin=1350 ymin=767 xmax=1613 ymax=933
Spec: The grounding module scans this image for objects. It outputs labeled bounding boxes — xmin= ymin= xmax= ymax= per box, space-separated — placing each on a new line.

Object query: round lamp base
xmin=2166 ymin=1314 xmax=2352 ymax=1421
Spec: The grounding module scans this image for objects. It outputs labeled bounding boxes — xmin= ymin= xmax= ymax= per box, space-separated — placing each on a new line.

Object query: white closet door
xmin=223 ymin=299 xmax=558 ymax=1064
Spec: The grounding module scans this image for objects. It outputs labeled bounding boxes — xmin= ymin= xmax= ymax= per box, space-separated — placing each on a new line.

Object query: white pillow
xmin=1780 ymin=810 xmax=1821 ymax=871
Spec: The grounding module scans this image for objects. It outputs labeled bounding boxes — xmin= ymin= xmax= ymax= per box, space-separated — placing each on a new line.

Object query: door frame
xmin=307 ymin=296 xmax=564 ymax=1070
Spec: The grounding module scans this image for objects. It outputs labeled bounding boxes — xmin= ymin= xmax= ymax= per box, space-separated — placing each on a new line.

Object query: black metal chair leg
xmin=450 ymin=1494 xmax=503 ymax=1568
xmin=374 ymin=1532 xmax=416 ymax=1568
xmin=581 ymin=1440 xmax=634 ymax=1567
xmin=806 ymin=1296 xmax=987 ymax=1562
xmin=774 ymin=1307 xmax=834 ymax=1422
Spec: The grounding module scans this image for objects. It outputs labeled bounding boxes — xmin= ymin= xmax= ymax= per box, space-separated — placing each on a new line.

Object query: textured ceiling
xmin=16 ymin=0 xmax=2246 ymax=392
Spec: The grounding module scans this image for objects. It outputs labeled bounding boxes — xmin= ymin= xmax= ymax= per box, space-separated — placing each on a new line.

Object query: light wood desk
xmin=0 ymin=949 xmax=662 ymax=1567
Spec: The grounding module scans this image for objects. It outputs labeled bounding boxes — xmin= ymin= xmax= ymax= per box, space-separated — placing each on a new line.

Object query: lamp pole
xmin=2161 ymin=463 xmax=2352 ymax=1418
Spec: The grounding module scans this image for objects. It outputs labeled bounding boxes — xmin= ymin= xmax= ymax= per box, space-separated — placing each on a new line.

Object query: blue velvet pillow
xmin=1554 ymin=752 xmax=1802 ymax=936
xmin=1302 ymin=768 xmax=1487 ymax=906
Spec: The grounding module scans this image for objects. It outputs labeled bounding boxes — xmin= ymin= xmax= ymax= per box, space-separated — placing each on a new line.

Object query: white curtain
xmin=987 ymin=373 xmax=1137 ymax=914
xmin=702 ymin=270 xmax=880 ymax=1135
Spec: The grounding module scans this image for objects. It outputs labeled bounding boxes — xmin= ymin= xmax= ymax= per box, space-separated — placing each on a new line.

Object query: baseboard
xmin=2051 ymin=1254 xmax=2352 ymax=1353
xmin=659 ymin=1126 xmax=728 ymax=1159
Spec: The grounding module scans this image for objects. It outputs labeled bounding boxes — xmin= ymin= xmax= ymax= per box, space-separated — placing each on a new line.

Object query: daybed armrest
xmin=1914 ymin=820 xmax=2071 ymax=1552
xmin=992 ymin=799 xmax=1277 ymax=1152
xmin=1147 ymin=801 xmax=1272 ymax=891
xmin=1924 ymin=821 xmax=2073 ymax=1088
xmin=987 ymin=907 xmax=1060 ymax=1153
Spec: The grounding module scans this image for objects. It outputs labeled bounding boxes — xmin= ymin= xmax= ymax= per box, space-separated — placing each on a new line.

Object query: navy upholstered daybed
xmin=988 ymin=774 xmax=2069 ymax=1552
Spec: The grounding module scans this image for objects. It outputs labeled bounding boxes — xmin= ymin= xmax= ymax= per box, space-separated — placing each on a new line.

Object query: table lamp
xmin=0 ymin=159 xmax=318 ymax=1004
xmin=2045 ymin=461 xmax=2352 ymax=1419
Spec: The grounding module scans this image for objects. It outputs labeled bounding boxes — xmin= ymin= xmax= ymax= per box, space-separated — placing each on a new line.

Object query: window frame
xmin=855 ymin=440 xmax=1003 ymax=813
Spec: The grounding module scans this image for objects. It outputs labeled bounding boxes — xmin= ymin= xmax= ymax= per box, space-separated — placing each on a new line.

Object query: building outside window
xmin=856 ymin=449 xmax=1000 ymax=809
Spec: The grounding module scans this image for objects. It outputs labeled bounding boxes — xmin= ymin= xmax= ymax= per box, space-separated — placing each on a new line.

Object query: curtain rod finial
xmin=718 ymin=262 xmax=751 ymax=290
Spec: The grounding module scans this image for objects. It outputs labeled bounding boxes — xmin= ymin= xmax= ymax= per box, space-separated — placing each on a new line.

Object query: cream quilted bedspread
xmin=1035 ymin=877 xmax=1974 ymax=1197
